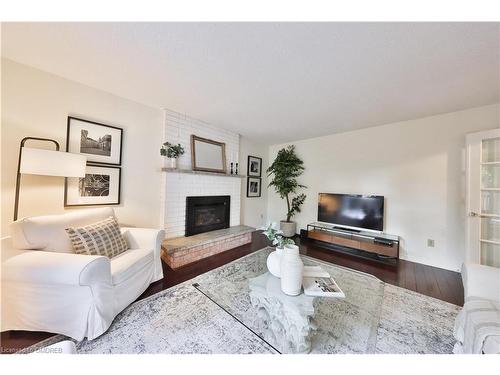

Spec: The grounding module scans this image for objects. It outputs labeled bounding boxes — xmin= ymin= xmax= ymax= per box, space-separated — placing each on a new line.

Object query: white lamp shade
xmin=20 ymin=147 xmax=87 ymax=177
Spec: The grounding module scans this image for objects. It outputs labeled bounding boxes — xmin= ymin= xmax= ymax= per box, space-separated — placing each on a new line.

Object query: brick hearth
xmin=161 ymin=225 xmax=254 ymax=269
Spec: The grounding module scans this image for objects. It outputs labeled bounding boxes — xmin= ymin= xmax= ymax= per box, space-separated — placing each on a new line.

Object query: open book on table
xmin=302 ymin=266 xmax=345 ymax=298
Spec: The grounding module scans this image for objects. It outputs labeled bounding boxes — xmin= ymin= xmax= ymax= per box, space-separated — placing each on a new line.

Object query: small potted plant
xmin=160 ymin=142 xmax=185 ymax=169
xmin=267 ymin=145 xmax=306 ymax=237
xmin=261 ymin=223 xmax=295 ymax=278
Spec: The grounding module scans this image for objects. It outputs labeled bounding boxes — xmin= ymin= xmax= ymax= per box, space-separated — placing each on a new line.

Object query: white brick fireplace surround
xmin=160 ymin=109 xmax=241 ymax=239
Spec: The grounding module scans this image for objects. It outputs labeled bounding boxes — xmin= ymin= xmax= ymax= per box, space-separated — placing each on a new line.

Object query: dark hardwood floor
xmin=0 ymin=231 xmax=463 ymax=353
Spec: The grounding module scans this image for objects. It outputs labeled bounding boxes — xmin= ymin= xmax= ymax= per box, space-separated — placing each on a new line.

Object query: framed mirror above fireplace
xmin=191 ymin=135 xmax=227 ymax=174
xmin=185 ymin=195 xmax=231 ymax=236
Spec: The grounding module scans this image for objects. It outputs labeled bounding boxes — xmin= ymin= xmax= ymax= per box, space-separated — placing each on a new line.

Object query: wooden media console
xmin=305 ymin=222 xmax=400 ymax=261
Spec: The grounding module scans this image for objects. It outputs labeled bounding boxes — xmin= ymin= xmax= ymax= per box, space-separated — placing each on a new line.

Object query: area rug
xmin=23 ymin=247 xmax=461 ymax=354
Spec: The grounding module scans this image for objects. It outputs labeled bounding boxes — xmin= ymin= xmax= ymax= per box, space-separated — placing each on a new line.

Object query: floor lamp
xmin=14 ymin=137 xmax=87 ymax=221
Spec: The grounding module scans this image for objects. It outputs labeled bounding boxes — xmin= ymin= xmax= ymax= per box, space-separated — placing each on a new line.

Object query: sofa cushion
xmin=110 ymin=249 xmax=153 ymax=285
xmin=66 ymin=216 xmax=128 ymax=258
xmin=10 ymin=208 xmax=115 ymax=253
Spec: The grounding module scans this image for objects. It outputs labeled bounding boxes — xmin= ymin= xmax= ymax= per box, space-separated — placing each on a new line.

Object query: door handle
xmin=469 ymin=211 xmax=488 ymax=218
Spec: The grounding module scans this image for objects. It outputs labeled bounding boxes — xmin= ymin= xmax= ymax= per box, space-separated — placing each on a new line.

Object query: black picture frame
xmin=246 ymin=177 xmax=262 ymax=198
xmin=247 ymin=155 xmax=262 ymax=177
xmin=66 ymin=116 xmax=123 ymax=166
xmin=64 ymin=164 xmax=121 ymax=207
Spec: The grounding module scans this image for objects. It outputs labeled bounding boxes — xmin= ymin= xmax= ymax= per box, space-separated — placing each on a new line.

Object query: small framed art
xmin=247 ymin=155 xmax=262 ymax=177
xmin=66 ymin=116 xmax=123 ymax=165
xmin=247 ymin=177 xmax=262 ymax=198
xmin=65 ymin=164 xmax=121 ymax=207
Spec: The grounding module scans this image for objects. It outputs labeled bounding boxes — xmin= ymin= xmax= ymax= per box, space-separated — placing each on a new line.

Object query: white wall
xmin=1 ymin=59 xmax=164 ymax=236
xmin=267 ymin=104 xmax=499 ymax=271
xmin=239 ymin=137 xmax=269 ymax=229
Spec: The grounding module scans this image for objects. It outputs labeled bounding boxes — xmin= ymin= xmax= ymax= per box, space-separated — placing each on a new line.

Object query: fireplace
xmin=185 ymin=195 xmax=230 ymax=236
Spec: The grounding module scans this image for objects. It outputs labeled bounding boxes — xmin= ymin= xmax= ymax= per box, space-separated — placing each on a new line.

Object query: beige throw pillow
xmin=65 ymin=216 xmax=128 ymax=258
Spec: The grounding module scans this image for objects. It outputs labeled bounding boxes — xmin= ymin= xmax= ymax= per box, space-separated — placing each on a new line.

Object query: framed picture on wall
xmin=65 ymin=164 xmax=121 ymax=206
xmin=66 ymin=116 xmax=123 ymax=165
xmin=247 ymin=177 xmax=262 ymax=198
xmin=247 ymin=155 xmax=262 ymax=177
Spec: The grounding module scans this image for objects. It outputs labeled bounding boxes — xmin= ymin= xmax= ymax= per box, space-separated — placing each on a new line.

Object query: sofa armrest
xmin=2 ymin=248 xmax=111 ymax=287
xmin=462 ymin=263 xmax=500 ymax=301
xmin=121 ymin=227 xmax=165 ymax=251
xmin=121 ymin=227 xmax=164 ymax=281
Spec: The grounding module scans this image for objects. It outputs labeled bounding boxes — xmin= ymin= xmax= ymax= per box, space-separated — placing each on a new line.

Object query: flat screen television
xmin=318 ymin=193 xmax=384 ymax=231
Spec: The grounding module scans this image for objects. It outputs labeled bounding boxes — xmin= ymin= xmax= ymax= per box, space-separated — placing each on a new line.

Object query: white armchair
xmin=1 ymin=208 xmax=164 ymax=341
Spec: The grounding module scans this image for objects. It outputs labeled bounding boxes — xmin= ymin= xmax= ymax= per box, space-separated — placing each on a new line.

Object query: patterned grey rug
xmin=24 ymin=247 xmax=461 ymax=354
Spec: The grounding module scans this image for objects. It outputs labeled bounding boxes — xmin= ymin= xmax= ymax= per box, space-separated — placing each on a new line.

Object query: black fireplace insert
xmin=185 ymin=195 xmax=230 ymax=236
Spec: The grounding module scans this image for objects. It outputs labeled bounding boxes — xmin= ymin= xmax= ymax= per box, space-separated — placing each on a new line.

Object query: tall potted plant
xmin=267 ymin=145 xmax=306 ymax=237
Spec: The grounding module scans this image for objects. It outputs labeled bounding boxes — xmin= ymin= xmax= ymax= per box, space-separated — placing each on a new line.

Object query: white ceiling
xmin=2 ymin=22 xmax=499 ymax=144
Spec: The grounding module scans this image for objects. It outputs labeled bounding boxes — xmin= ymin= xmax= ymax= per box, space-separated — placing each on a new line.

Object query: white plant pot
xmin=280 ymin=221 xmax=297 ymax=237
xmin=280 ymin=244 xmax=303 ymax=296
xmin=168 ymin=158 xmax=177 ymax=169
xmin=266 ymin=246 xmax=283 ymax=278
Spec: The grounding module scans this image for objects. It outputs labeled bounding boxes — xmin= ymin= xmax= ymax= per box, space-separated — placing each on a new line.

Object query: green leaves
xmin=290 ymin=193 xmax=306 ymax=217
xmin=261 ymin=224 xmax=296 ymax=248
xmin=267 ymin=145 xmax=307 ymax=222
xmin=160 ymin=142 xmax=185 ymax=158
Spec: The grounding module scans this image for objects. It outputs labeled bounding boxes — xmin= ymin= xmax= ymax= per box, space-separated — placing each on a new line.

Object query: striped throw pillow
xmin=65 ymin=216 xmax=128 ymax=258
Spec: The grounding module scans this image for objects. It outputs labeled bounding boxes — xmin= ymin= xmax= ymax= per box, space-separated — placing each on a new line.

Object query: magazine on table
xmin=302 ymin=266 xmax=345 ymax=298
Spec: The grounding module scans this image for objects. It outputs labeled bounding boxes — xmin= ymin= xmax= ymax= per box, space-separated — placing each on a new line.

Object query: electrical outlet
xmin=427 ymin=239 xmax=435 ymax=247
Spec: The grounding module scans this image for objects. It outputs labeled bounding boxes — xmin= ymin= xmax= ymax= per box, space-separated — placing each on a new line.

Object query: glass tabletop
xmin=193 ymin=247 xmax=384 ymax=354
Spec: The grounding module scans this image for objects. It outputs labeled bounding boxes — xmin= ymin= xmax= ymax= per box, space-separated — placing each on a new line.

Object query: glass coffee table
xmin=193 ymin=247 xmax=384 ymax=354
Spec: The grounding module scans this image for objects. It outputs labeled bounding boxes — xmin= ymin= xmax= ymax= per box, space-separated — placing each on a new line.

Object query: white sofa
xmin=454 ymin=263 xmax=500 ymax=354
xmin=1 ymin=208 xmax=164 ymax=341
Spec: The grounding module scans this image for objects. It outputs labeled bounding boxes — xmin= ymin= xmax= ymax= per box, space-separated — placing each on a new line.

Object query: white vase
xmin=280 ymin=244 xmax=304 ymax=296
xmin=266 ymin=247 xmax=283 ymax=278
xmin=168 ymin=158 xmax=177 ymax=169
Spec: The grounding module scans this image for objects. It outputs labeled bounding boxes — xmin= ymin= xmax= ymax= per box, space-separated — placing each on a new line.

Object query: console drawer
xmin=308 ymin=229 xmax=332 ymax=243
xmin=360 ymin=241 xmax=398 ymax=257
xmin=330 ymin=235 xmax=361 ymax=249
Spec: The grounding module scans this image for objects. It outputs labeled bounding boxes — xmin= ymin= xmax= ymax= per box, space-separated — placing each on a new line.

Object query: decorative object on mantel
xmin=160 ymin=141 xmax=185 ymax=169
xmin=191 ymin=134 xmax=227 ymax=174
xmin=247 ymin=155 xmax=262 ymax=177
xmin=267 ymin=145 xmax=306 ymax=237
xmin=13 ymin=137 xmax=87 ymax=220
xmin=261 ymin=223 xmax=295 ymax=278
xmin=65 ymin=164 xmax=121 ymax=207
xmin=66 ymin=116 xmax=123 ymax=166
xmin=247 ymin=177 xmax=262 ymax=197
xmin=229 ymin=161 xmax=239 ymax=175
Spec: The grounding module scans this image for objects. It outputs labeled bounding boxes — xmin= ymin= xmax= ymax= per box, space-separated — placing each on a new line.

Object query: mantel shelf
xmin=161 ymin=167 xmax=246 ymax=179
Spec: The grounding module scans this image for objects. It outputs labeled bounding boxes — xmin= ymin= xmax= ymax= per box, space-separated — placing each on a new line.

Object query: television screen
xmin=318 ymin=193 xmax=384 ymax=231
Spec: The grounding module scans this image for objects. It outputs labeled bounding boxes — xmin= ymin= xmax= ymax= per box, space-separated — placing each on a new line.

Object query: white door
xmin=466 ymin=128 xmax=500 ymax=266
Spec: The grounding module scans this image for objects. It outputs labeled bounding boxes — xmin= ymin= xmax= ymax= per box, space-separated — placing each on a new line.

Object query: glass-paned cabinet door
xmin=480 ymin=136 xmax=500 ymax=267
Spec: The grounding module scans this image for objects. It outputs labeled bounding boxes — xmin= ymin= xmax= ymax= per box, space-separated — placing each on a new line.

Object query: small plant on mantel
xmin=160 ymin=142 xmax=185 ymax=169
xmin=267 ymin=145 xmax=306 ymax=237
